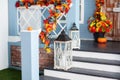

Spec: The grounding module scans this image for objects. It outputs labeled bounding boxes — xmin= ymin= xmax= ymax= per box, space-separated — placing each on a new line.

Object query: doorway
xmin=103 ymin=0 xmax=120 ymax=41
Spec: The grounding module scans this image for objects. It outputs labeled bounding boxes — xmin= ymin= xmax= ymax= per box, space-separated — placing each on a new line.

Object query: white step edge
xmin=72 ymin=51 xmax=120 ymax=61
xmin=44 ymin=69 xmax=117 ymax=80
xmin=73 ymin=61 xmax=120 ymax=73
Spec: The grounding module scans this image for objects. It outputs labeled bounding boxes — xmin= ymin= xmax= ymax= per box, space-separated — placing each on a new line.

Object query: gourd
xmin=97 ymin=37 xmax=107 ymax=43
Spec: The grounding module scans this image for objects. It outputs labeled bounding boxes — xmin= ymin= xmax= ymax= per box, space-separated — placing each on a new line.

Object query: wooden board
xmin=104 ymin=0 xmax=120 ymax=41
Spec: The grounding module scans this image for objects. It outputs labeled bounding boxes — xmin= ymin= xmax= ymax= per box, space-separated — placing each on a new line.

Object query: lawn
xmin=0 ymin=68 xmax=21 ymax=80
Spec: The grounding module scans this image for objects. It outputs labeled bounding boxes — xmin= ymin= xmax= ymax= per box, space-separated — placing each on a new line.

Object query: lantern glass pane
xmin=55 ymin=43 xmax=60 ymax=48
xmin=75 ymin=33 xmax=79 ymax=39
xmin=76 ymin=40 xmax=80 ymax=47
xmin=61 ymin=43 xmax=65 ymax=51
xmin=72 ymin=32 xmax=76 ymax=39
xmin=67 ymin=42 xmax=71 ymax=50
xmin=72 ymin=32 xmax=79 ymax=40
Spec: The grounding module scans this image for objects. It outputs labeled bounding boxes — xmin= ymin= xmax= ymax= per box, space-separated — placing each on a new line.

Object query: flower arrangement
xmin=15 ymin=0 xmax=72 ymax=53
xmin=88 ymin=12 xmax=112 ymax=33
xmin=88 ymin=0 xmax=112 ymax=33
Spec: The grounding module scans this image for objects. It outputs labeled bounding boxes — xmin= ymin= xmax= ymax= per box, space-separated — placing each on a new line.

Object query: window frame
xmin=79 ymin=0 xmax=84 ymax=24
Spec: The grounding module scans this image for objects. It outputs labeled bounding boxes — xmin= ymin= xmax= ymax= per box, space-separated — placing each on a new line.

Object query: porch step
xmin=72 ymin=51 xmax=120 ymax=73
xmin=40 ymin=76 xmax=68 ymax=80
xmin=72 ymin=61 xmax=120 ymax=73
xmin=69 ymin=67 xmax=120 ymax=79
xmin=72 ymin=51 xmax=120 ymax=61
xmin=44 ymin=68 xmax=119 ymax=80
xmin=73 ymin=57 xmax=120 ymax=66
xmin=44 ymin=51 xmax=120 ymax=80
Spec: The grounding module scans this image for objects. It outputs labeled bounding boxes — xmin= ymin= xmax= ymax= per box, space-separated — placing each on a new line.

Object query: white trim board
xmin=8 ymin=36 xmax=21 ymax=42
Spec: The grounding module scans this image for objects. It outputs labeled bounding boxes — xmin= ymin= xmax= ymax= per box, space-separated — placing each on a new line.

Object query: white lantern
xmin=69 ymin=23 xmax=80 ymax=49
xmin=54 ymin=31 xmax=72 ymax=70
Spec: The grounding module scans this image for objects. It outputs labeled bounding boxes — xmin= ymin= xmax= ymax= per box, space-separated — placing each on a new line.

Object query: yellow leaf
xmin=45 ymin=47 xmax=51 ymax=53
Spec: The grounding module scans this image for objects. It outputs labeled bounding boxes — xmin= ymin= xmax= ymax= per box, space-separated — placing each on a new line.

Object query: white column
xmin=21 ymin=30 xmax=39 ymax=80
xmin=0 ymin=0 xmax=8 ymax=70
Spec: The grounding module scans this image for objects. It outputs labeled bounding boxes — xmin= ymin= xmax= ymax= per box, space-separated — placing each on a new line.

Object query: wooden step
xmin=73 ymin=56 xmax=120 ymax=66
xmin=69 ymin=67 xmax=120 ymax=79
xmin=44 ymin=68 xmax=118 ymax=80
xmin=72 ymin=51 xmax=120 ymax=61
xmin=72 ymin=61 xmax=120 ymax=73
xmin=44 ymin=51 xmax=120 ymax=80
xmin=40 ymin=75 xmax=68 ymax=80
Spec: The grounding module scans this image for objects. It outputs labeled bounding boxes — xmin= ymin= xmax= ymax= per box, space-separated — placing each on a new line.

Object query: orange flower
xmin=45 ymin=39 xmax=50 ymax=46
xmin=45 ymin=24 xmax=53 ymax=33
xmin=96 ymin=3 xmax=101 ymax=7
xmin=39 ymin=31 xmax=46 ymax=43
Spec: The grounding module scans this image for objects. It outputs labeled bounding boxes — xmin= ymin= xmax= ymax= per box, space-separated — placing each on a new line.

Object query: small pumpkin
xmin=97 ymin=37 xmax=107 ymax=43
xmin=27 ymin=26 xmax=33 ymax=31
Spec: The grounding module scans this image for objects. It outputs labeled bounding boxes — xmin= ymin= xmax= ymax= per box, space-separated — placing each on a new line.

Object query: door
xmin=103 ymin=0 xmax=120 ymax=41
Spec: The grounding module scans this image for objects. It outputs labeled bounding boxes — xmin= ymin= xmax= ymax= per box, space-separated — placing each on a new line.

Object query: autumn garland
xmin=15 ymin=0 xmax=72 ymax=53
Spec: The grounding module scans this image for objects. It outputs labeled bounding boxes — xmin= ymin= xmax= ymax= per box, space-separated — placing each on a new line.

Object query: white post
xmin=0 ymin=0 xmax=8 ymax=70
xmin=21 ymin=30 xmax=39 ymax=80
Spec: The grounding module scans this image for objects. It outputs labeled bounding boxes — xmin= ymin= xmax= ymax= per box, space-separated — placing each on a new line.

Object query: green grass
xmin=0 ymin=68 xmax=21 ymax=80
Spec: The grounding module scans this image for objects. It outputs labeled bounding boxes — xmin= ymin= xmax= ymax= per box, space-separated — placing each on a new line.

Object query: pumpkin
xmin=29 ymin=0 xmax=34 ymax=4
xmin=97 ymin=37 xmax=107 ymax=43
xmin=27 ymin=26 xmax=33 ymax=31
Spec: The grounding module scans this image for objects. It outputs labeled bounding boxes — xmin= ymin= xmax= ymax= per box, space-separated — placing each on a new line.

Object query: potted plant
xmin=88 ymin=0 xmax=112 ymax=42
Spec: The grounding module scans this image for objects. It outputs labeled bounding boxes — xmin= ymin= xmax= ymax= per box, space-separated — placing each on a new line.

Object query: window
xmin=79 ymin=0 xmax=84 ymax=24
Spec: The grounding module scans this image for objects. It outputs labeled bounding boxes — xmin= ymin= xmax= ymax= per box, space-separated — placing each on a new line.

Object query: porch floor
xmin=74 ymin=40 xmax=120 ymax=54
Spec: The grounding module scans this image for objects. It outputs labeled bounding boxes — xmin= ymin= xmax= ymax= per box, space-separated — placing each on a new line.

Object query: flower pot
xmin=93 ymin=32 xmax=99 ymax=42
xmin=99 ymin=32 xmax=105 ymax=38
xmin=93 ymin=32 xmax=105 ymax=42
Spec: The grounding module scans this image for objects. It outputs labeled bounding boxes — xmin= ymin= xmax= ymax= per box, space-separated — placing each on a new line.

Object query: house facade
xmin=0 ymin=0 xmax=120 ymax=80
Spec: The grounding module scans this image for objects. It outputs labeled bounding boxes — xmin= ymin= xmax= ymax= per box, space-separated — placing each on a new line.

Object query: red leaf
xmin=44 ymin=19 xmax=49 ymax=24
xmin=15 ymin=1 xmax=20 ymax=7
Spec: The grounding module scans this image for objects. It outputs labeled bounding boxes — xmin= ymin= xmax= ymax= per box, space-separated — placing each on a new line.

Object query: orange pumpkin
xmin=29 ymin=0 xmax=34 ymax=4
xmin=27 ymin=26 xmax=33 ymax=31
xmin=97 ymin=37 xmax=107 ymax=43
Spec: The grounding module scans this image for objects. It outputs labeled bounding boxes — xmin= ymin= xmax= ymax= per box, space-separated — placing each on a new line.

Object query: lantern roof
xmin=70 ymin=23 xmax=79 ymax=30
xmin=55 ymin=30 xmax=71 ymax=41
